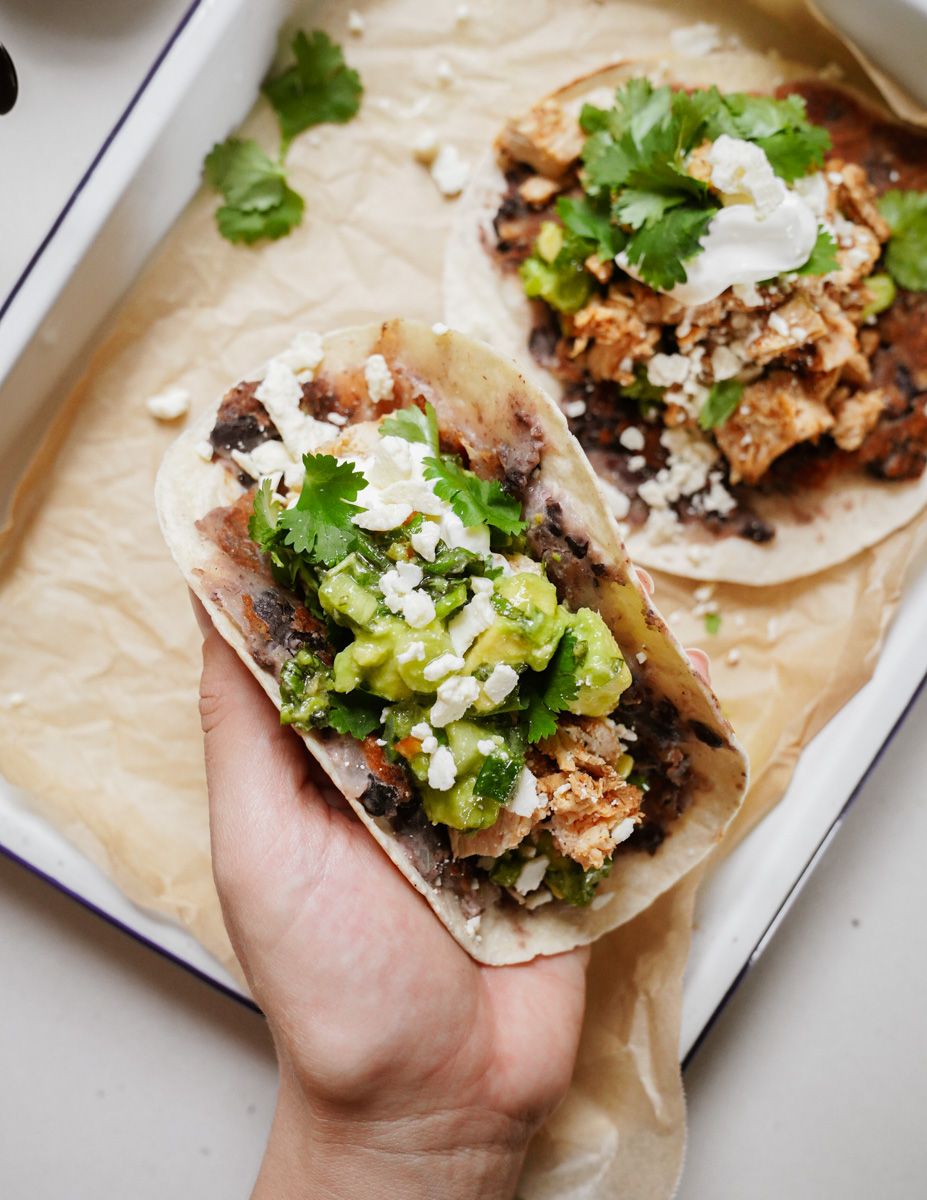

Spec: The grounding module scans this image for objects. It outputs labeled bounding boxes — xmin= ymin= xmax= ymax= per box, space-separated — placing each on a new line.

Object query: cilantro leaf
xmin=704 ymin=612 xmax=722 ymax=636
xmin=713 ymin=92 xmax=809 ymax=141
xmin=278 ymin=453 xmax=366 ymax=565
xmin=328 ymin=691 xmax=383 ymax=739
xmin=423 ymin=456 xmax=527 ymax=536
xmin=263 ymin=30 xmax=363 ymax=153
xmin=794 ymin=226 xmax=840 ymax=276
xmin=878 ymin=189 xmax=927 ymax=292
xmin=520 ymin=692 xmax=559 ymax=744
xmin=624 ymin=205 xmax=717 ymax=291
xmin=379 ymin=402 xmax=440 ymax=452
xmin=556 ymin=195 xmax=623 ymax=260
xmin=542 ymin=630 xmax=579 ymax=711
xmin=249 ymin=478 xmax=284 ymax=549
xmin=613 ymin=162 xmax=710 ymax=230
xmin=755 ymin=126 xmax=830 ymax=183
xmin=215 ymin=185 xmax=305 ymax=245
xmin=205 ymin=139 xmax=287 ymax=211
xmin=581 ymin=129 xmax=639 ymax=195
xmin=698 ymin=379 xmax=743 ymax=431
xmin=621 ymin=363 xmax=666 ymax=416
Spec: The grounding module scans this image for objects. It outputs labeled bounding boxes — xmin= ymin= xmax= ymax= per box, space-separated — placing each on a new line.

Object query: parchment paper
xmin=1 ymin=2 xmax=924 ymax=1197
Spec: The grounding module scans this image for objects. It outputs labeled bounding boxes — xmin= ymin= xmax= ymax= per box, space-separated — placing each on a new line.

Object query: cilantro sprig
xmin=878 ymin=189 xmax=927 ymax=292
xmin=698 ymin=380 xmax=743 ymax=431
xmin=379 ymin=403 xmax=440 ymax=452
xmin=423 ymin=457 xmax=527 ymax=538
xmin=204 ymin=29 xmax=362 ymax=244
xmin=519 ymin=631 xmax=579 ymax=743
xmin=794 ymin=227 xmax=840 ymax=277
xmin=278 ymin=453 xmax=366 ymax=565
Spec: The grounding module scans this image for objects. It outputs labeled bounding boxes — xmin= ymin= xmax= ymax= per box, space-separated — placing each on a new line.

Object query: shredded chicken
xmin=832 ymin=160 xmax=892 ymax=242
xmin=572 ymin=290 xmax=660 ymax=377
xmin=809 ymin=295 xmax=861 ymax=373
xmin=748 ymin=296 xmax=828 ymax=365
xmin=715 ymin=370 xmax=835 ymax=484
xmin=450 ymin=808 xmax=534 ymax=860
xmin=829 ymin=386 xmax=886 ymax=452
xmin=518 ymin=174 xmax=561 ymax=208
xmin=496 ymin=98 xmax=585 ymax=180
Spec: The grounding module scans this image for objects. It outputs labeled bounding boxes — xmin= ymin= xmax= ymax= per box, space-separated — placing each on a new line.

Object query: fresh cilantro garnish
xmin=379 ymin=402 xmax=440 ymax=453
xmin=878 ymin=189 xmax=927 ymax=292
xmin=755 ymin=126 xmax=831 ymax=184
xmin=794 ymin=227 xmax=840 ymax=277
xmin=519 ymin=631 xmax=579 ymax=744
xmin=205 ymin=139 xmax=304 ymax=244
xmin=621 ymin=363 xmax=666 ymax=417
xmin=328 ymin=690 xmax=383 ymax=739
xmin=704 ymin=612 xmax=722 ymax=636
xmin=698 ymin=379 xmax=743 ymax=431
xmin=278 ymin=453 xmax=366 ymax=566
xmin=203 ymin=29 xmax=362 ymax=244
xmin=262 ymin=30 xmax=363 ymax=155
xmin=555 ymin=194 xmax=624 ymax=261
xmin=623 ymin=205 xmax=717 ymax=292
xmin=249 ymin=478 xmax=284 ymax=548
xmin=423 ymin=456 xmax=527 ymax=537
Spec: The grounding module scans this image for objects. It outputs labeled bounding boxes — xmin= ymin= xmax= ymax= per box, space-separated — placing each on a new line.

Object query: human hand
xmin=195 ymin=601 xmax=588 ymax=1200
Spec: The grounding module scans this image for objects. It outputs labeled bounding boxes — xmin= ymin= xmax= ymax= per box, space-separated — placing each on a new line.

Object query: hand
xmin=195 ymin=600 xmax=588 ymax=1200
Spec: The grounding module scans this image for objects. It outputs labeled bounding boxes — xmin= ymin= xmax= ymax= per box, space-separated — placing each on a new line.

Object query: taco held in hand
xmin=157 ymin=321 xmax=746 ymax=963
xmin=445 ymin=54 xmax=927 ymax=584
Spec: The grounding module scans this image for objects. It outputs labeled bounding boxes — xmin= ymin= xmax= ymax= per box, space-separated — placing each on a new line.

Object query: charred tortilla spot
xmin=244 ymin=591 xmax=333 ymax=661
xmin=359 ymin=775 xmax=403 ymax=818
xmin=690 ymin=720 xmax=724 ymax=749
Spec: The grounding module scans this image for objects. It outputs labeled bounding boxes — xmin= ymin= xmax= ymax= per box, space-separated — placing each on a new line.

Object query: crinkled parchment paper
xmin=0 ymin=2 xmax=924 ymax=1197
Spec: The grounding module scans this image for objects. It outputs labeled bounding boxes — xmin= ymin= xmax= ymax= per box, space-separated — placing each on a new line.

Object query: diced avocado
xmin=565 ymin=608 xmax=632 ymax=717
xmin=395 ymin=625 xmax=457 ymax=693
xmin=279 ymin=651 xmax=332 ymax=728
xmin=537 ymin=221 xmax=564 ymax=263
xmin=333 ymin=616 xmax=413 ymax=701
xmin=421 ymin=775 xmax=501 ymax=830
xmin=465 ymin=572 xmax=568 ymax=674
xmin=319 ymin=559 xmax=380 ymax=629
xmin=861 ymin=272 xmax=896 ymax=320
xmin=445 ymin=720 xmax=490 ymax=777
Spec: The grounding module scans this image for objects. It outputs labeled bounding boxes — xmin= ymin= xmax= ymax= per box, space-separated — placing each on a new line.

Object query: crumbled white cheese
xmin=195 ymin=440 xmax=214 ymax=462
xmin=708 ymin=135 xmax=785 ymax=218
xmin=397 ymin=641 xmax=427 ymax=666
xmin=326 ymin=411 xmax=348 ymax=426
xmin=146 ymin=386 xmax=190 ymax=421
xmin=455 ymin=3 xmax=471 ymax=23
xmin=347 ymin=9 xmax=365 ymax=35
xmin=381 ymin=562 xmax=424 ymax=613
xmin=2 ymin=691 xmax=25 ymax=709
xmin=506 ymin=767 xmax=543 ymax=818
xmin=431 ymin=674 xmax=481 ymax=726
xmin=439 ymin=509 xmax=490 ymax=555
xmin=402 ymin=590 xmax=436 ymax=629
xmin=515 ymin=855 xmax=549 ymax=895
xmin=436 ymin=58 xmax=454 ymax=87
xmin=353 ymin=503 xmax=414 ymax=531
xmin=428 ymin=745 xmax=458 ymax=790
xmin=711 ymin=344 xmax=742 ymax=381
xmin=727 ymin=648 xmax=741 ymax=666
xmin=694 ymin=584 xmax=714 ymax=603
xmin=410 ymin=721 xmax=432 ymax=740
xmin=421 ymin=735 xmax=439 ymax=754
xmin=411 ymin=519 xmax=442 ymax=561
xmin=477 ymin=738 xmax=499 ymax=756
xmin=563 ymin=398 xmax=587 ymax=418
xmin=424 ymin=652 xmax=466 ymax=682
xmin=277 ymin=331 xmax=325 ymax=377
xmin=483 ymin=663 xmax=519 ymax=705
xmin=465 ymin=914 xmax=482 ymax=937
xmin=792 ymin=170 xmax=830 ymax=219
xmin=732 ymin=281 xmax=764 ymax=307
xmin=524 ymin=888 xmax=554 ymax=910
xmin=615 ymin=723 xmax=637 ymax=743
xmin=627 ymin=455 xmax=647 ymax=473
xmin=231 ymin=439 xmax=297 ymax=486
xmin=600 ymin=480 xmax=631 ymax=521
xmin=448 ymin=591 xmax=495 ymax=654
xmin=413 ymin=128 xmax=440 ymax=165
xmin=647 ymin=353 xmax=690 ymax=388
xmin=638 ymin=427 xmax=720 ymax=513
xmin=669 ymin=21 xmax=722 ymax=55
xmin=645 ymin=506 xmax=681 ymax=544
xmin=698 ymin=472 xmax=737 ymax=517
xmin=257 ymin=358 xmax=333 ymax=461
xmin=769 ymin=311 xmax=791 ymax=337
xmin=364 ymin=354 xmax=395 ymax=404
xmin=619 ymin=425 xmax=645 ymax=452
xmin=431 ymin=144 xmax=470 ymax=196
xmin=431 ymin=322 xmax=450 ymax=335
xmin=636 ymin=651 xmax=647 ymax=664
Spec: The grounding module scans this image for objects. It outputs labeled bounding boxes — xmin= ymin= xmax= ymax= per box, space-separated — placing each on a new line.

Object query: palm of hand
xmin=201 ymin=629 xmax=588 ymax=1149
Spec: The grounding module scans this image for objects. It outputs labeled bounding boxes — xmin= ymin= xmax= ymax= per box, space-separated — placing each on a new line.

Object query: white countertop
xmin=2 ymin=680 xmax=926 ymax=1197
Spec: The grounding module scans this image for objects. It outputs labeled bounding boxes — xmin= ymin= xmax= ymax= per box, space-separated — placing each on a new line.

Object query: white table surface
xmin=1 ymin=678 xmax=926 ymax=1198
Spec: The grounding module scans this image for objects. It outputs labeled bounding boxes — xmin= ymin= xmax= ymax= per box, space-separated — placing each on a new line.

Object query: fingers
xmin=635 ymin=567 xmax=654 ymax=597
xmin=685 ymin=647 xmax=711 ymax=685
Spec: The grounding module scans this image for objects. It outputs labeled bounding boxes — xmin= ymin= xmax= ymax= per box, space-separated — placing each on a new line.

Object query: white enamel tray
xmin=1 ymin=0 xmax=925 ymax=1059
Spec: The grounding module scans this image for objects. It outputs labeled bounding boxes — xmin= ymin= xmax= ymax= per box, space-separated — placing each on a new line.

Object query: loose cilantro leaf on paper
xmin=328 ymin=690 xmax=383 ymax=739
xmin=423 ymin=457 xmax=528 ymax=537
xmin=278 ymin=453 xmax=366 ymax=565
xmin=379 ymin=402 xmax=440 ymax=452
xmin=216 ymin=185 xmax=305 ymax=245
xmin=704 ymin=612 xmax=722 ymax=636
xmin=698 ymin=379 xmax=743 ymax=431
xmin=794 ymin=227 xmax=840 ymax=277
xmin=624 ymin=206 xmax=717 ymax=292
xmin=263 ymin=30 xmax=363 ymax=153
xmin=249 ymin=478 xmax=284 ymax=548
xmin=878 ymin=189 xmax=927 ymax=292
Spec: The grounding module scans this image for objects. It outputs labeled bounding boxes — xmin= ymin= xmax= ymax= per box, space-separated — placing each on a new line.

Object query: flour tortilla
xmin=444 ymin=53 xmax=927 ymax=586
xmin=157 ymin=319 xmax=747 ymax=964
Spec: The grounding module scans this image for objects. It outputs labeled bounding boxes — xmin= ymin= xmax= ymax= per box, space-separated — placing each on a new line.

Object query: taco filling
xmin=192 ymin=341 xmax=704 ymax=918
xmin=488 ymin=79 xmax=927 ymax=552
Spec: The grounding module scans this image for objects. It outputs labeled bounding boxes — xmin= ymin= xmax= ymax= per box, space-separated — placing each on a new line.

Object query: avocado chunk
xmin=564 ymin=608 xmax=631 ymax=717
xmin=319 ymin=555 xmax=380 ymax=629
xmin=394 ymin=626 xmax=458 ymax=693
xmin=420 ymin=775 xmax=502 ymax=830
xmin=465 ymin=572 xmax=568 ymax=675
xmin=333 ymin=616 xmax=414 ymax=701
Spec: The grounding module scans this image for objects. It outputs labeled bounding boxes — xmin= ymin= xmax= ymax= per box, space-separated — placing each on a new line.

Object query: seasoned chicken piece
xmin=748 ymin=296 xmax=827 ymax=364
xmin=572 ymin=289 xmax=660 ymax=378
xmin=540 ymin=717 xmax=626 ymax=769
xmin=329 ymin=418 xmax=380 ymax=459
xmin=517 ymin=174 xmax=561 ymax=208
xmin=584 ymin=253 xmax=614 ymax=285
xmin=840 ymin=351 xmax=872 ymax=388
xmin=833 ymin=161 xmax=892 ymax=242
xmin=685 ymin=140 xmax=713 ymax=186
xmin=496 ymin=99 xmax=584 ymax=180
xmin=450 ymin=807 xmax=537 ymax=859
xmin=809 ymin=296 xmax=860 ymax=373
xmin=714 ymin=370 xmax=835 ymax=484
xmin=830 ymin=386 xmax=886 ymax=451
xmin=831 ymin=223 xmax=882 ymax=288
